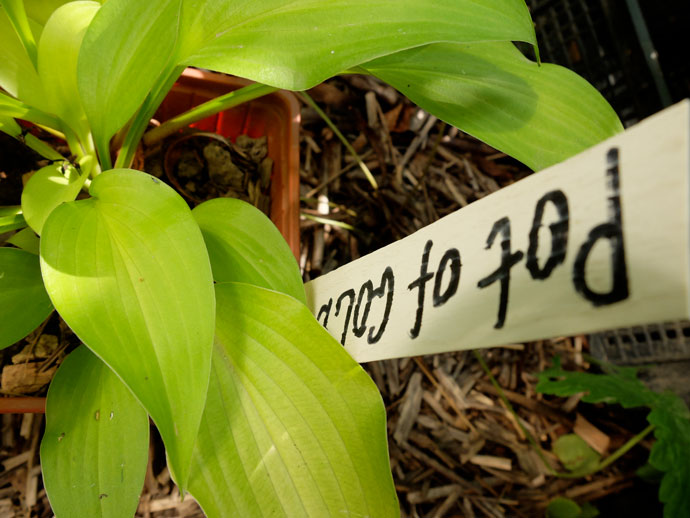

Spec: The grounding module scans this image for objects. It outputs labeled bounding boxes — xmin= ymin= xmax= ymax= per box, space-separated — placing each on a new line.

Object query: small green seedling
xmin=0 ymin=1 xmax=622 ymax=516
xmin=552 ymin=434 xmax=601 ymax=476
xmin=546 ymin=497 xmax=599 ymax=518
xmin=537 ymin=357 xmax=690 ymax=518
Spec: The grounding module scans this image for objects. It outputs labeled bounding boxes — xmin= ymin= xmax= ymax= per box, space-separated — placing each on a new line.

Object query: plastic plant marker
xmin=188 ymin=283 xmax=399 ymax=518
xmin=0 ymin=248 xmax=53 ymax=350
xmin=40 ymin=169 xmax=215 ymax=490
xmin=363 ymin=41 xmax=623 ymax=171
xmin=305 ymin=102 xmax=689 ymax=363
xmin=193 ymin=198 xmax=305 ymax=304
xmin=21 ymin=162 xmax=83 ymax=235
xmin=177 ymin=0 xmax=536 ymax=90
xmin=41 ymin=346 xmax=149 ymax=518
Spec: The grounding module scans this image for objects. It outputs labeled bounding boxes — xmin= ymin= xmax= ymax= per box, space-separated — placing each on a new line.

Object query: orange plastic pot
xmin=156 ymin=68 xmax=301 ymax=258
xmin=0 ymin=69 xmax=301 ymax=414
xmin=0 ymin=397 xmax=46 ymax=414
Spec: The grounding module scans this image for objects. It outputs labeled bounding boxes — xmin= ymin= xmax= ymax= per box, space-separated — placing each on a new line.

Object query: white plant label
xmin=305 ymin=101 xmax=690 ymax=363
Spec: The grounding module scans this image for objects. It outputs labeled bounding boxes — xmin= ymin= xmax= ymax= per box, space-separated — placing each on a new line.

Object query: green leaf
xmin=188 ymin=283 xmax=399 ymax=518
xmin=77 ymin=0 xmax=180 ymax=164
xmin=21 ymin=162 xmax=84 ymax=235
xmin=362 ymin=42 xmax=623 ymax=171
xmin=0 ymin=90 xmax=62 ymax=130
xmin=0 ymin=247 xmax=53 ymax=350
xmin=647 ymin=394 xmax=690 ymax=518
xmin=536 ymin=356 xmax=657 ymax=408
xmin=579 ymin=503 xmax=600 ymax=518
xmin=193 ymin=198 xmax=305 ymax=304
xmin=547 ymin=497 xmax=583 ymax=518
xmin=537 ymin=359 xmax=690 ymax=518
xmin=0 ymin=3 xmax=42 ymax=99
xmin=0 ymin=115 xmax=63 ymax=160
xmin=0 ymin=0 xmax=39 ymax=67
xmin=37 ymin=1 xmax=99 ymax=140
xmin=40 ymin=169 xmax=215 ymax=490
xmin=553 ymin=434 xmax=600 ymax=474
xmin=0 ymin=205 xmax=27 ymax=233
xmin=636 ymin=461 xmax=664 ymax=483
xmin=177 ymin=0 xmax=535 ymax=90
xmin=547 ymin=497 xmax=599 ymax=518
xmin=0 ymin=114 xmax=20 ymax=135
xmin=25 ymin=0 xmax=76 ymax=26
xmin=41 ymin=346 xmax=149 ymax=518
xmin=7 ymin=228 xmax=40 ymax=254
xmin=77 ymin=0 xmax=536 ymax=167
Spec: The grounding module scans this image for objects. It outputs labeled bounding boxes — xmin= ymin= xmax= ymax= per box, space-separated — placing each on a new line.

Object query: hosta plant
xmin=0 ymin=0 xmax=622 ymax=516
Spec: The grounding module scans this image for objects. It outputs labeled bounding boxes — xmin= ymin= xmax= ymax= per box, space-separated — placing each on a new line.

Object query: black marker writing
xmin=408 ymin=240 xmax=434 ymax=338
xmin=527 ymin=190 xmax=569 ymax=280
xmin=335 ymin=289 xmax=355 ymax=345
xmin=477 ymin=217 xmax=524 ymax=329
xmin=408 ymin=240 xmax=462 ymax=338
xmin=367 ymin=266 xmax=395 ymax=344
xmin=321 ymin=267 xmax=395 ymax=346
xmin=433 ymin=248 xmax=461 ymax=306
xmin=353 ymin=280 xmax=374 ymax=338
xmin=316 ymin=298 xmax=333 ymax=328
xmin=573 ymin=147 xmax=629 ymax=306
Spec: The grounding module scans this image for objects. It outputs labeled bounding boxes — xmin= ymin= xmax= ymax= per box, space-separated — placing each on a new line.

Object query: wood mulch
xmin=0 ymin=76 xmax=661 ymax=516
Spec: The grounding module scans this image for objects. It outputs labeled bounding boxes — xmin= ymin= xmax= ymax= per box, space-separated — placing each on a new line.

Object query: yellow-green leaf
xmin=40 ymin=168 xmax=215 ymax=489
xmin=193 ymin=198 xmax=305 ymax=304
xmin=189 ymin=283 xmax=398 ymax=517
xmin=41 ymin=346 xmax=149 ymax=518
xmin=363 ymin=42 xmax=623 ymax=170
xmin=21 ymin=162 xmax=83 ymax=235
xmin=363 ymin=42 xmax=623 ymax=171
xmin=0 ymin=247 xmax=53 ymax=349
xmin=177 ymin=0 xmax=536 ymax=90
xmin=77 ymin=0 xmax=180 ymax=162
xmin=37 ymin=1 xmax=100 ymax=139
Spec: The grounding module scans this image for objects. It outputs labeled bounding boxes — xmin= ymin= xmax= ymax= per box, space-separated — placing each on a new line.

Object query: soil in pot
xmin=142 ymin=130 xmax=274 ymax=216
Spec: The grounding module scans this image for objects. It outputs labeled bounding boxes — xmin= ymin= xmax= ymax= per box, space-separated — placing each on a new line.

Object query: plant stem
xmin=597 ymin=423 xmax=655 ymax=471
xmin=64 ymin=128 xmax=85 ymax=161
xmin=142 ymin=82 xmax=278 ymax=148
xmin=22 ymin=134 xmax=63 ymax=161
xmin=299 ymin=91 xmax=378 ymax=190
xmin=473 ymin=349 xmax=657 ymax=479
xmin=301 ymin=213 xmax=356 ymax=231
xmin=115 ymin=65 xmax=186 ymax=169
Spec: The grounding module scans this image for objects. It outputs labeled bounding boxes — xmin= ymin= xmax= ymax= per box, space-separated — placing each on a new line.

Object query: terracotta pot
xmin=0 ymin=69 xmax=301 ymax=414
xmin=0 ymin=397 xmax=46 ymax=414
xmin=156 ymin=68 xmax=301 ymax=258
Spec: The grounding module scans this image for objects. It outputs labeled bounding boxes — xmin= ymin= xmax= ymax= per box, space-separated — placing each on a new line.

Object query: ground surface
xmin=0 ymin=77 xmax=664 ymax=517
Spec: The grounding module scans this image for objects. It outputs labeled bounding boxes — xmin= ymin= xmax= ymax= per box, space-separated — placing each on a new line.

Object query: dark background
xmin=527 ymin=0 xmax=689 ymax=126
